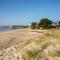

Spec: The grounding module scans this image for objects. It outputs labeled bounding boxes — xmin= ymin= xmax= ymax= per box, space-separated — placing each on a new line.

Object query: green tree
xmin=38 ymin=18 xmax=52 ymax=29
xmin=31 ymin=22 xmax=37 ymax=29
xmin=58 ymin=21 xmax=60 ymax=25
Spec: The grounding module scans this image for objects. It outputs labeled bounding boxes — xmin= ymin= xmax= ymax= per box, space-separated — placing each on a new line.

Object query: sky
xmin=0 ymin=0 xmax=60 ymax=26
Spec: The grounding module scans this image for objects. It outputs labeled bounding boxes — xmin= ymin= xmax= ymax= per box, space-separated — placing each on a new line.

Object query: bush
xmin=31 ymin=22 xmax=37 ymax=29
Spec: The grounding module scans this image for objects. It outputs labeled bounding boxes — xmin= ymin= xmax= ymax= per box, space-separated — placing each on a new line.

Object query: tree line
xmin=30 ymin=18 xmax=60 ymax=29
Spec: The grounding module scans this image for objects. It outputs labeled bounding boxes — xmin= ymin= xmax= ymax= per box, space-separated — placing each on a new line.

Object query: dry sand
xmin=0 ymin=29 xmax=45 ymax=49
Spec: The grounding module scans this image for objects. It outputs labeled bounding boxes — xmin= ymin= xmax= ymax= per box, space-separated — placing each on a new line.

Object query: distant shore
xmin=0 ymin=28 xmax=12 ymax=32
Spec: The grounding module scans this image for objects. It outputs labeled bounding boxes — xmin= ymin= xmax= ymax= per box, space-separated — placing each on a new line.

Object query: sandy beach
xmin=0 ymin=29 xmax=60 ymax=60
xmin=0 ymin=29 xmax=44 ymax=49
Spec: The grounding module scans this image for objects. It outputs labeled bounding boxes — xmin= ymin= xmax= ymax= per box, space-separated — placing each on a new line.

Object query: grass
xmin=49 ymin=49 xmax=60 ymax=57
xmin=22 ymin=48 xmax=41 ymax=60
xmin=20 ymin=33 xmax=52 ymax=60
xmin=15 ymin=29 xmax=60 ymax=60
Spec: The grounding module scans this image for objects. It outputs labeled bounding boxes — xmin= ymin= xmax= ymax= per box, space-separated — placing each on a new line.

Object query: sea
xmin=0 ymin=28 xmax=12 ymax=32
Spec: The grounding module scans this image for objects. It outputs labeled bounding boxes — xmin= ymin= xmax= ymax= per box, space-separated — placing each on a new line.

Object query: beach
xmin=0 ymin=29 xmax=44 ymax=49
xmin=0 ymin=29 xmax=60 ymax=60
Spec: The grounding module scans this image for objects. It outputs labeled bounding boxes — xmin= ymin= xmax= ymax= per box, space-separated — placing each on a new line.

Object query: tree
xmin=31 ymin=22 xmax=37 ymax=29
xmin=58 ymin=21 xmax=60 ymax=25
xmin=38 ymin=18 xmax=52 ymax=29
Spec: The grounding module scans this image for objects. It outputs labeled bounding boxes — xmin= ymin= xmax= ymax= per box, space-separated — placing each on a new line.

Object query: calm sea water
xmin=0 ymin=28 xmax=12 ymax=32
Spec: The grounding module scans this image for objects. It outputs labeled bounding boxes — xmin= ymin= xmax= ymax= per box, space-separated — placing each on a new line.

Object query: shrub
xmin=31 ymin=22 xmax=37 ymax=29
